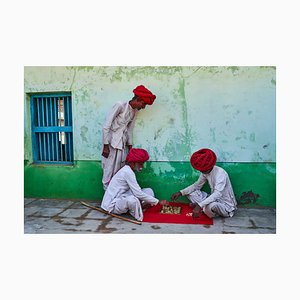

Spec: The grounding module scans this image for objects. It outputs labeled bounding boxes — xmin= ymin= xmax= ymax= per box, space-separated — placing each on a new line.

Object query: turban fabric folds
xmin=126 ymin=148 xmax=150 ymax=163
xmin=190 ymin=148 xmax=217 ymax=172
xmin=133 ymin=85 xmax=156 ymax=105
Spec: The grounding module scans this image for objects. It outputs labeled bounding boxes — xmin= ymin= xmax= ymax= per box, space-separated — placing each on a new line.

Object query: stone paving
xmin=24 ymin=198 xmax=276 ymax=234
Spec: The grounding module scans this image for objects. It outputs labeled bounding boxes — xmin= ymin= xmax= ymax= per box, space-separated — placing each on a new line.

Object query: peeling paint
xmin=24 ymin=66 xmax=275 ymax=163
xmin=227 ymin=66 xmax=240 ymax=74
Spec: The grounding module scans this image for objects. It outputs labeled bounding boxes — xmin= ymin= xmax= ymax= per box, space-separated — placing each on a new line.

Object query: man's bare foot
xmin=192 ymin=205 xmax=202 ymax=218
xmin=142 ymin=203 xmax=151 ymax=210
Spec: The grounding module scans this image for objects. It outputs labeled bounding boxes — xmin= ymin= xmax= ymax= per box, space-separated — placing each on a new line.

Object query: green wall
xmin=24 ymin=160 xmax=276 ymax=208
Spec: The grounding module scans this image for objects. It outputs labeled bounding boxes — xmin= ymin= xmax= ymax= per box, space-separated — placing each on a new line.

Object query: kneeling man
xmin=171 ymin=148 xmax=237 ymax=218
xmin=101 ymin=148 xmax=169 ymax=221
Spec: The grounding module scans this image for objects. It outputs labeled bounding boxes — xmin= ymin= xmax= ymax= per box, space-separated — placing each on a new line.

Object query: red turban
xmin=126 ymin=148 xmax=150 ymax=163
xmin=133 ymin=85 xmax=156 ymax=105
xmin=190 ymin=148 xmax=217 ymax=172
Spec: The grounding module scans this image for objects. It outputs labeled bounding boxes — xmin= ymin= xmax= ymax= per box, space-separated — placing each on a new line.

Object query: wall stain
xmin=238 ymin=190 xmax=260 ymax=205
xmin=210 ymin=127 xmax=216 ymax=142
xmin=163 ymin=77 xmax=192 ymax=160
xmin=168 ymin=118 xmax=175 ymax=125
xmin=227 ymin=66 xmax=239 ymax=75
xmin=80 ymin=126 xmax=88 ymax=142
xmin=154 ymin=128 xmax=163 ymax=140
xmin=110 ymin=66 xmax=124 ymax=82
xmin=249 ymin=133 xmax=255 ymax=142
xmin=271 ymin=79 xmax=276 ymax=85
xmin=263 ymin=143 xmax=270 ymax=149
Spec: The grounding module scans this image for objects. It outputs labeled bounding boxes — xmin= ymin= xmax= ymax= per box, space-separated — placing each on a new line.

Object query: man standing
xmin=101 ymin=148 xmax=169 ymax=221
xmin=101 ymin=85 xmax=156 ymax=190
xmin=171 ymin=148 xmax=237 ymax=218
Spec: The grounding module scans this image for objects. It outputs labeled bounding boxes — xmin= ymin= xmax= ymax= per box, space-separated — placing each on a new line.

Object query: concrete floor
xmin=24 ymin=198 xmax=276 ymax=234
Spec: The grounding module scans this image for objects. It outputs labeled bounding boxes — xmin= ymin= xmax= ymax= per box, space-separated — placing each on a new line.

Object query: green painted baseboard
xmin=24 ymin=160 xmax=276 ymax=208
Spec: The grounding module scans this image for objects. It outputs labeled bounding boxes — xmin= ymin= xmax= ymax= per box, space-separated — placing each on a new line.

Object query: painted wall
xmin=24 ymin=66 xmax=276 ymax=207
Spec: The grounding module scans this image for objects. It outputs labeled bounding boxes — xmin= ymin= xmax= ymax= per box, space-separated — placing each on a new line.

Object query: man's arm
xmin=102 ymin=103 xmax=123 ymax=145
xmin=126 ymin=114 xmax=137 ymax=147
xmin=102 ymin=103 xmax=122 ymax=157
xmin=180 ymin=174 xmax=207 ymax=196
xmin=126 ymin=170 xmax=159 ymax=205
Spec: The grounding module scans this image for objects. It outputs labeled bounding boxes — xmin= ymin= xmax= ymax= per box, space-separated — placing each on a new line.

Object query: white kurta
xmin=101 ymin=165 xmax=159 ymax=221
xmin=102 ymin=102 xmax=137 ymax=189
xmin=180 ymin=166 xmax=237 ymax=218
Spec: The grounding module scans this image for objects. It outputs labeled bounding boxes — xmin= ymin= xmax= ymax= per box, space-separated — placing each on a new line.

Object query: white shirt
xmin=102 ymin=102 xmax=137 ymax=150
xmin=180 ymin=166 xmax=237 ymax=209
xmin=101 ymin=165 xmax=159 ymax=212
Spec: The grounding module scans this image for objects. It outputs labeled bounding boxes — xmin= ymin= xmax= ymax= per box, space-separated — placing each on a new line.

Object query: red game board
xmin=142 ymin=202 xmax=213 ymax=225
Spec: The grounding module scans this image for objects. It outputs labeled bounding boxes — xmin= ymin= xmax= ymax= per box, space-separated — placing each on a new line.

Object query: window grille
xmin=30 ymin=93 xmax=74 ymax=164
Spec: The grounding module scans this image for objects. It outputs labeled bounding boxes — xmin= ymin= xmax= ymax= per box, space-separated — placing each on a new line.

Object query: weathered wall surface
xmin=24 ymin=66 xmax=275 ymax=162
xmin=24 ymin=66 xmax=276 ymax=207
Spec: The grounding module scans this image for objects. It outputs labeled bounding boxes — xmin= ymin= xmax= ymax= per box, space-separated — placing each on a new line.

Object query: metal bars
xmin=30 ymin=93 xmax=73 ymax=164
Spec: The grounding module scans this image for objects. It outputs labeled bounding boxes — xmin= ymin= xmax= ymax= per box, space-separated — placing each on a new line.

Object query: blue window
xmin=30 ymin=93 xmax=74 ymax=164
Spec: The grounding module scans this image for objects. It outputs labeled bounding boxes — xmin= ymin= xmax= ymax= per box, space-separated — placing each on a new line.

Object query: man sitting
xmin=171 ymin=148 xmax=237 ymax=218
xmin=101 ymin=148 xmax=169 ymax=221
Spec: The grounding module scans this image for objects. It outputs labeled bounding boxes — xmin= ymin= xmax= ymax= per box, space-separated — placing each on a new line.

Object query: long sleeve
xmin=102 ymin=103 xmax=122 ymax=144
xmin=180 ymin=174 xmax=207 ymax=196
xmin=126 ymin=170 xmax=159 ymax=205
xmin=126 ymin=113 xmax=137 ymax=145
xmin=198 ymin=175 xmax=227 ymax=208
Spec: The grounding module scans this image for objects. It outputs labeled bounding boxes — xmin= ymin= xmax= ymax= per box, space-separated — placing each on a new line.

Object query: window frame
xmin=30 ymin=92 xmax=74 ymax=165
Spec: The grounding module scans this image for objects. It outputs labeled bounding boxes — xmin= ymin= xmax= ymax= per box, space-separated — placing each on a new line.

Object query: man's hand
xmin=102 ymin=144 xmax=110 ymax=158
xmin=171 ymin=191 xmax=182 ymax=202
xmin=192 ymin=204 xmax=202 ymax=219
xmin=159 ymin=200 xmax=170 ymax=206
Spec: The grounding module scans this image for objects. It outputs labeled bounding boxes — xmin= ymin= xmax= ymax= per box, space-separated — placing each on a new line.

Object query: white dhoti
xmin=112 ymin=188 xmax=154 ymax=221
xmin=102 ymin=145 xmax=127 ymax=190
xmin=186 ymin=190 xmax=235 ymax=218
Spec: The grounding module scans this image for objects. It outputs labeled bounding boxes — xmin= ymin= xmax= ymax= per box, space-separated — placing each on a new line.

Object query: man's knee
xmin=203 ymin=203 xmax=217 ymax=218
xmin=126 ymin=196 xmax=141 ymax=212
xmin=142 ymin=188 xmax=155 ymax=197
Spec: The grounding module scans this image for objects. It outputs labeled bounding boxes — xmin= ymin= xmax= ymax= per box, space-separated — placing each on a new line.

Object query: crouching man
xmin=171 ymin=148 xmax=237 ymax=219
xmin=101 ymin=148 xmax=169 ymax=221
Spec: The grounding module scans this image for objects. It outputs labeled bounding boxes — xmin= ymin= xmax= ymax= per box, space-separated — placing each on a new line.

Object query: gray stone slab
xmin=24 ymin=217 xmax=46 ymax=233
xmin=58 ymin=208 xmax=88 ymax=218
xmin=25 ymin=198 xmax=74 ymax=208
xmin=77 ymin=219 xmax=103 ymax=232
xmin=235 ymin=208 xmax=275 ymax=217
xmin=85 ymin=209 xmax=107 ymax=219
xmin=24 ymin=206 xmax=41 ymax=217
xmin=24 ymin=198 xmax=38 ymax=205
xmin=223 ymin=216 xmax=253 ymax=228
xmin=70 ymin=201 xmax=101 ymax=208
xmin=32 ymin=207 xmax=65 ymax=218
xmin=222 ymin=225 xmax=276 ymax=234
xmin=249 ymin=216 xmax=276 ymax=229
